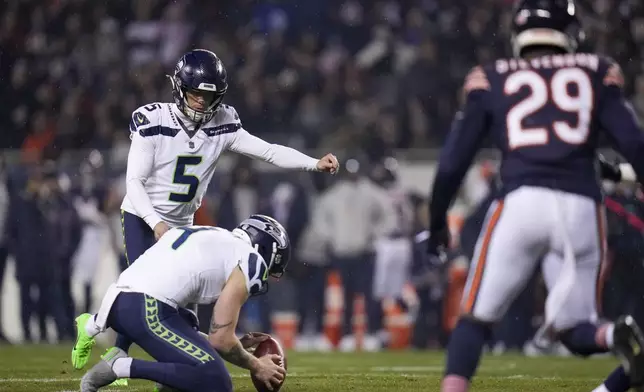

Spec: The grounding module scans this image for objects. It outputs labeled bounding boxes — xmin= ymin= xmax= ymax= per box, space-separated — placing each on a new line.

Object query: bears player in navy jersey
xmin=426 ymin=1 xmax=644 ymax=391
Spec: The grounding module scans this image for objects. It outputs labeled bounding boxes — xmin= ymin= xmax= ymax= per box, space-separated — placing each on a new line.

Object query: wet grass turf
xmin=0 ymin=344 xmax=620 ymax=391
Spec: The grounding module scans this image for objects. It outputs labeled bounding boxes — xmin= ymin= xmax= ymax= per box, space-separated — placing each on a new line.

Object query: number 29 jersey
xmin=116 ymin=226 xmax=269 ymax=307
xmin=467 ymin=54 xmax=625 ymax=201
xmin=120 ymin=102 xmax=242 ymax=228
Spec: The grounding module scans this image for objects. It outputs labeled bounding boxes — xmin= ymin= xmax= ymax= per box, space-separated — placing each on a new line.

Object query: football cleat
xmin=80 ymin=347 xmax=128 ymax=392
xmin=104 ymin=347 xmax=129 ymax=387
xmin=107 ymin=377 xmax=128 ymax=387
xmin=72 ymin=313 xmax=96 ymax=370
xmin=612 ymin=315 xmax=644 ymax=389
xmin=154 ymin=383 xmax=179 ymax=392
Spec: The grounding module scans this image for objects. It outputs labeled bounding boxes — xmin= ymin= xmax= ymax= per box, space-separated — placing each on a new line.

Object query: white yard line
xmin=0 ymin=374 xmax=437 ymax=383
xmin=0 ymin=378 xmax=79 ymax=383
xmin=0 ymin=374 xmax=597 ymax=383
xmin=0 ymin=362 xmax=597 ymax=387
xmin=370 ymin=366 xmax=444 ymax=372
xmin=56 ymin=390 xmax=147 ymax=392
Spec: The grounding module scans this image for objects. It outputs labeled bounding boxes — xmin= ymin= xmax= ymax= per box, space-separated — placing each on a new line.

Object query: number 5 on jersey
xmin=506 ymin=68 xmax=593 ymax=149
xmin=169 ymin=156 xmax=202 ymax=203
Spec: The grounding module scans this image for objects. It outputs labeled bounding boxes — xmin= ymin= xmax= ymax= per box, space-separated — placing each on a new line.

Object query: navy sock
xmin=444 ymin=318 xmax=490 ymax=380
xmin=114 ymin=333 xmax=133 ymax=354
xmin=559 ymin=322 xmax=608 ymax=357
xmin=603 ymin=366 xmax=631 ymax=392
xmin=131 ymin=359 xmax=232 ymax=392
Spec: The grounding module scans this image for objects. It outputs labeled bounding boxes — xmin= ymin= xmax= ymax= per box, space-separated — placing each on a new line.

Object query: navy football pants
xmin=117 ymin=212 xmax=200 ymax=350
xmin=115 ymin=211 xmax=156 ymax=352
xmin=108 ymin=293 xmax=232 ymax=392
xmin=121 ymin=211 xmax=156 ymax=265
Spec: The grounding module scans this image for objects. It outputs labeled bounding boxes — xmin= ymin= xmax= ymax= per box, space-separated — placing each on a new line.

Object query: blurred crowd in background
xmin=2 ymin=0 xmax=644 ymax=158
xmin=0 ymin=0 xmax=643 ymax=353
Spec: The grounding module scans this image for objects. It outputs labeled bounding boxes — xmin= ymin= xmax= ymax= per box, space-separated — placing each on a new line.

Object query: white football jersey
xmin=116 ymin=226 xmax=269 ymax=307
xmin=121 ymin=102 xmax=240 ymax=227
xmin=121 ymin=102 xmax=318 ymax=229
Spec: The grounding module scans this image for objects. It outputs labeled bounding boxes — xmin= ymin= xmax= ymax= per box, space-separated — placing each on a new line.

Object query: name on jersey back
xmin=496 ymin=53 xmax=599 ymax=74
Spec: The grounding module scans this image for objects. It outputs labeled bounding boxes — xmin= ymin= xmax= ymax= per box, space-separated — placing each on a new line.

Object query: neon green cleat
xmin=72 ymin=313 xmax=96 ymax=370
xmin=107 ymin=377 xmax=128 ymax=387
xmin=102 ymin=349 xmax=129 ymax=387
xmin=154 ymin=382 xmax=179 ymax=391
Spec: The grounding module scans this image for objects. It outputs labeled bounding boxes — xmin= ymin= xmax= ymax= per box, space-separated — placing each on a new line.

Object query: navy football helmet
xmin=511 ymin=0 xmax=585 ymax=57
xmin=234 ymin=214 xmax=291 ymax=279
xmin=168 ymin=49 xmax=228 ymax=122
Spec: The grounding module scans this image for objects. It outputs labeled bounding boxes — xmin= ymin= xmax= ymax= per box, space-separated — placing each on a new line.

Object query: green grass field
xmin=0 ymin=344 xmax=622 ymax=391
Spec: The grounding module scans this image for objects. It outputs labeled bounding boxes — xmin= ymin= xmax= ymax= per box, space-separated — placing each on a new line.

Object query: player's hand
xmin=154 ymin=222 xmax=170 ymax=241
xmin=597 ymin=154 xmax=622 ymax=183
xmin=240 ymin=332 xmax=270 ymax=351
xmin=316 ymin=153 xmax=340 ymax=174
xmin=253 ymin=354 xmax=286 ymax=391
xmin=427 ymin=226 xmax=450 ymax=264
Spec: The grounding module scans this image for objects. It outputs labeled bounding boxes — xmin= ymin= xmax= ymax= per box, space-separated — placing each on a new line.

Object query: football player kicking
xmin=426 ymin=1 xmax=644 ymax=392
xmin=73 ymin=214 xmax=290 ymax=392
xmin=71 ymin=48 xmax=339 ymax=383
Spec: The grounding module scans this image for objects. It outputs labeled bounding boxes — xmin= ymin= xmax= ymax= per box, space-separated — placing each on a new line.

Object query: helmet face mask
xmin=169 ymin=49 xmax=228 ymax=123
xmin=510 ymin=0 xmax=584 ymax=58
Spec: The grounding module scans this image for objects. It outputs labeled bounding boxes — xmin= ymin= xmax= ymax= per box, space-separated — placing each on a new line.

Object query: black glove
xmin=427 ymin=225 xmax=450 ymax=264
xmin=598 ymin=154 xmax=622 ymax=183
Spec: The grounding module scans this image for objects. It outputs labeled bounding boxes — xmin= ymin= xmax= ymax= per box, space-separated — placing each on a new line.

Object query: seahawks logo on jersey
xmin=129 ymin=111 xmax=151 ymax=134
xmin=134 ymin=112 xmax=150 ymax=127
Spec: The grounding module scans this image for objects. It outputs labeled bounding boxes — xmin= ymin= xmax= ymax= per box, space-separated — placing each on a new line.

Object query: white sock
xmin=112 ymin=357 xmax=133 ymax=378
xmin=84 ymin=315 xmax=101 ymax=337
xmin=605 ymin=324 xmax=615 ymax=349
xmin=592 ymin=384 xmax=610 ymax=392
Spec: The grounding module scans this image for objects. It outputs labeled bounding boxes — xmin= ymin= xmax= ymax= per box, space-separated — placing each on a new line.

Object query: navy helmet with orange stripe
xmin=511 ymin=0 xmax=585 ymax=58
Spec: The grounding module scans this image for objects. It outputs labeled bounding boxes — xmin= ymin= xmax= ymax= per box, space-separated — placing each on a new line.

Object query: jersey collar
xmin=170 ymin=105 xmax=209 ymax=150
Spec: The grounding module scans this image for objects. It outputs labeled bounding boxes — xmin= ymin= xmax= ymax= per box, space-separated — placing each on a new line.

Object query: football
xmin=250 ymin=337 xmax=287 ymax=392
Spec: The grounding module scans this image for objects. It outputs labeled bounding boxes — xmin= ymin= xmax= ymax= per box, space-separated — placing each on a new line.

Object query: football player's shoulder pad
xmin=129 ymin=102 xmax=165 ymax=135
xmin=597 ymin=56 xmax=625 ymax=90
xmin=212 ymin=103 xmax=242 ymax=127
xmin=463 ymin=65 xmax=491 ymax=95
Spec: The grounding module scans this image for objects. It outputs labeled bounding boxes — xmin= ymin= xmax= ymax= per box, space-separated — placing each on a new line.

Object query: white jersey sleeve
xmin=223 ymin=105 xmax=319 ymax=171
xmin=125 ymin=108 xmax=164 ymax=229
